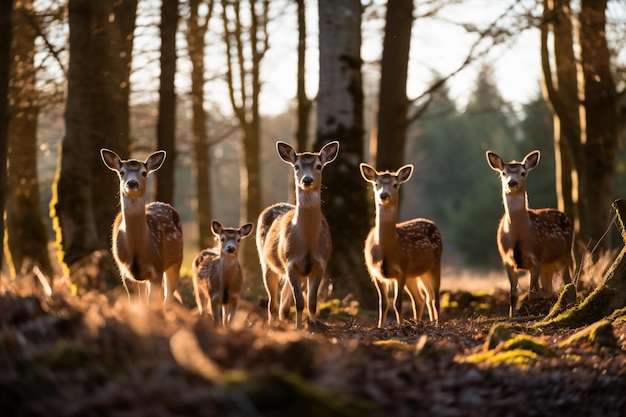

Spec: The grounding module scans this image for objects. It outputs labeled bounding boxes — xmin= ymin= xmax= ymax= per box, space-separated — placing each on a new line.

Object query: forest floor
xmin=0 ymin=268 xmax=625 ymax=417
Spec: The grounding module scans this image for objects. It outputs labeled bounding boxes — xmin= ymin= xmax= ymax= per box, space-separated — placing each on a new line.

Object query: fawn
xmin=486 ymin=150 xmax=574 ymax=317
xmin=256 ymin=141 xmax=339 ymax=329
xmin=100 ymin=149 xmax=184 ymax=305
xmin=360 ymin=163 xmax=442 ymax=327
xmin=192 ymin=221 xmax=254 ymax=325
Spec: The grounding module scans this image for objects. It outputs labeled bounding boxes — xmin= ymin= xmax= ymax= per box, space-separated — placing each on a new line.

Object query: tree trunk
xmin=541 ymin=199 xmax=626 ymax=327
xmin=221 ymin=0 xmax=268 ymax=294
xmin=52 ymin=0 xmax=101 ymax=268
xmin=155 ymin=0 xmax=178 ymax=205
xmin=0 ymin=0 xmax=13 ymax=274
xmin=295 ymin=0 xmax=312 ymax=153
xmin=578 ymin=0 xmax=617 ymax=251
xmin=317 ymin=0 xmax=373 ymax=307
xmin=540 ymin=0 xmax=580 ymax=242
xmin=375 ymin=0 xmax=413 ymax=171
xmin=90 ymin=0 xmax=137 ymax=248
xmin=52 ymin=0 xmax=136 ymax=271
xmin=6 ymin=0 xmax=53 ymax=278
xmin=187 ymin=0 xmax=213 ymax=250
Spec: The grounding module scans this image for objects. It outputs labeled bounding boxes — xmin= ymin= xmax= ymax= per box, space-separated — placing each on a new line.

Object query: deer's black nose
xmin=302 ymin=176 xmax=314 ymax=186
xmin=380 ymin=192 xmax=390 ymax=201
xmin=225 ymin=246 xmax=236 ymax=254
xmin=508 ymin=180 xmax=518 ymax=188
xmin=127 ymin=180 xmax=139 ymax=189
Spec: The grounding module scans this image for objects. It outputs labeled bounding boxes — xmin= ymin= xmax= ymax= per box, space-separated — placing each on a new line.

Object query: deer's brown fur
xmin=101 ymin=149 xmax=183 ymax=305
xmin=487 ymin=150 xmax=574 ymax=317
xmin=361 ymin=163 xmax=442 ymax=327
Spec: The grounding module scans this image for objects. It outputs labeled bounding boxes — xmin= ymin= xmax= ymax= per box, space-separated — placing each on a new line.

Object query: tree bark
xmin=295 ymin=0 xmax=312 ymax=153
xmin=187 ymin=0 xmax=213 ymax=250
xmin=375 ymin=0 xmax=413 ymax=171
xmin=540 ymin=0 xmax=580 ymax=241
xmin=0 ymin=0 xmax=13 ymax=274
xmin=316 ymin=0 xmax=373 ymax=306
xmin=52 ymin=0 xmax=137 ymax=270
xmin=52 ymin=0 xmax=101 ymax=268
xmin=221 ymin=0 xmax=268 ymax=290
xmin=579 ymin=0 xmax=617 ymax=251
xmin=6 ymin=0 xmax=53 ymax=278
xmin=155 ymin=0 xmax=179 ymax=205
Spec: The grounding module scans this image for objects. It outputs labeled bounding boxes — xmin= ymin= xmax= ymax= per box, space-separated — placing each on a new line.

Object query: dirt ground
xmin=0 ymin=272 xmax=625 ymax=417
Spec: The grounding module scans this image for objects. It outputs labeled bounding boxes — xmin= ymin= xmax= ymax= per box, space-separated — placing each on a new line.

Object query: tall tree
xmin=541 ymin=0 xmax=618 ymax=254
xmin=375 ymin=0 xmax=413 ymax=171
xmin=0 ymin=0 xmax=13 ymax=273
xmin=6 ymin=0 xmax=53 ymax=278
xmin=155 ymin=0 xmax=179 ymax=205
xmin=221 ymin=0 xmax=269 ymax=281
xmin=578 ymin=0 xmax=617 ymax=251
xmin=316 ymin=0 xmax=372 ymax=305
xmin=186 ymin=0 xmax=214 ymax=249
xmin=295 ymin=0 xmax=312 ymax=152
xmin=52 ymin=0 xmax=137 ymax=269
xmin=540 ymin=0 xmax=581 ymax=250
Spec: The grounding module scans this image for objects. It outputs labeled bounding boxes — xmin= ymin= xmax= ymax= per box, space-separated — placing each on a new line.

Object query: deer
xmin=360 ymin=163 xmax=442 ymax=327
xmin=256 ymin=141 xmax=339 ymax=329
xmin=100 ymin=149 xmax=183 ymax=306
xmin=486 ymin=150 xmax=574 ymax=317
xmin=192 ymin=220 xmax=254 ymax=325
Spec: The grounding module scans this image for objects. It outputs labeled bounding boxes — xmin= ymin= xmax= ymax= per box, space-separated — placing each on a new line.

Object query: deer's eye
xmin=316 ymin=164 xmax=322 ymax=170
xmin=141 ymin=171 xmax=147 ymax=177
xmin=521 ymin=171 xmax=526 ymax=177
xmin=393 ymin=183 xmax=398 ymax=189
xmin=294 ymin=165 xmax=300 ymax=171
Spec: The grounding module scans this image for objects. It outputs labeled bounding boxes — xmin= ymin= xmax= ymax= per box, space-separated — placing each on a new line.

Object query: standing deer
xmin=486 ymin=150 xmax=574 ymax=317
xmin=360 ymin=163 xmax=442 ymax=327
xmin=192 ymin=220 xmax=254 ymax=325
xmin=256 ymin=141 xmax=339 ymax=329
xmin=101 ymin=149 xmax=183 ymax=305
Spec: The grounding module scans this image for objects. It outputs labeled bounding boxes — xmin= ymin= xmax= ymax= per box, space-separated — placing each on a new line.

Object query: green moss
xmin=465 ymin=349 xmax=538 ymax=367
xmin=483 ymin=324 xmax=512 ymax=350
xmin=543 ymin=283 xmax=578 ymax=321
xmin=502 ymin=335 xmax=554 ymax=357
xmin=557 ymin=319 xmax=616 ymax=348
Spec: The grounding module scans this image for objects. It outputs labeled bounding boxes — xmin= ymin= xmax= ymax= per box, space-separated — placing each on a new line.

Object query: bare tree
xmin=0 ymin=0 xmax=13 ymax=274
xmin=221 ymin=0 xmax=269 ymax=279
xmin=316 ymin=0 xmax=372 ymax=305
xmin=6 ymin=0 xmax=53 ymax=278
xmin=295 ymin=0 xmax=312 ymax=152
xmin=155 ymin=0 xmax=179 ymax=205
xmin=52 ymin=0 xmax=137 ymax=270
xmin=375 ymin=0 xmax=413 ymax=171
xmin=541 ymin=0 xmax=619 ymax=254
xmin=186 ymin=0 xmax=214 ymax=249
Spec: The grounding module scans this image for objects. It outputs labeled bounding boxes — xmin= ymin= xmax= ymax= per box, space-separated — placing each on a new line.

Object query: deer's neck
xmin=503 ymin=191 xmax=531 ymax=234
xmin=293 ymin=189 xmax=322 ymax=239
xmin=374 ymin=204 xmax=398 ymax=254
xmin=120 ymin=194 xmax=149 ymax=253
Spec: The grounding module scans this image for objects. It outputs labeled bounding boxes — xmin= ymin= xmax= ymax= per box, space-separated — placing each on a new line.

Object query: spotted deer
xmin=360 ymin=163 xmax=442 ymax=327
xmin=256 ymin=141 xmax=339 ymax=329
xmin=192 ymin=221 xmax=254 ymax=325
xmin=486 ymin=150 xmax=574 ymax=317
xmin=101 ymin=149 xmax=183 ymax=305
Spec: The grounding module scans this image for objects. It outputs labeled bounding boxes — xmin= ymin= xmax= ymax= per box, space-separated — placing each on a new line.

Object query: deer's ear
xmin=360 ymin=163 xmax=377 ymax=183
xmin=101 ymin=149 xmax=122 ymax=172
xmin=396 ymin=165 xmax=414 ymax=184
xmin=211 ymin=220 xmax=223 ymax=236
xmin=523 ymin=150 xmax=540 ymax=171
xmin=239 ymin=223 xmax=254 ymax=238
xmin=320 ymin=141 xmax=339 ymax=166
xmin=146 ymin=150 xmax=167 ymax=173
xmin=276 ymin=142 xmax=297 ymax=165
xmin=486 ymin=151 xmax=504 ymax=172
